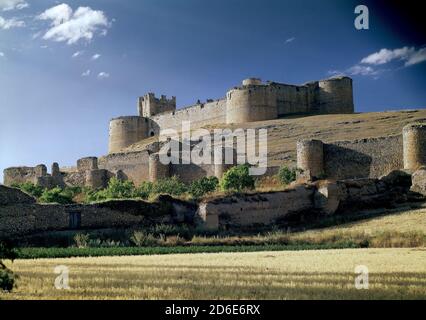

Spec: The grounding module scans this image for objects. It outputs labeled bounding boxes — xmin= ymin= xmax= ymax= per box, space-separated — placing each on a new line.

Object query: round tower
xmin=297 ymin=139 xmax=324 ymax=179
xmin=226 ymin=80 xmax=278 ymax=124
xmin=108 ymin=116 xmax=148 ymax=154
xmin=403 ymin=123 xmax=426 ymax=171
xmin=149 ymin=153 xmax=170 ymax=182
xmin=317 ymin=77 xmax=354 ymax=114
xmin=242 ymin=78 xmax=262 ymax=86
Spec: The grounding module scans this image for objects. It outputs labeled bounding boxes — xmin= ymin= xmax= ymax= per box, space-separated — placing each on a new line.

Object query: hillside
xmin=122 ymin=109 xmax=426 ymax=167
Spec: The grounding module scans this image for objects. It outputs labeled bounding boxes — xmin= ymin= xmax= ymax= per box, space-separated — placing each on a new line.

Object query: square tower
xmin=138 ymin=93 xmax=176 ymax=117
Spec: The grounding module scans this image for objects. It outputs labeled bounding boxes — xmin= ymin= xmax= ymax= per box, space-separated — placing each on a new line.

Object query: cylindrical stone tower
xmin=108 ymin=116 xmax=148 ymax=154
xmin=317 ymin=77 xmax=354 ymax=114
xmin=226 ymin=80 xmax=278 ymax=124
xmin=149 ymin=153 xmax=170 ymax=182
xmin=403 ymin=123 xmax=426 ymax=171
xmin=297 ymin=139 xmax=324 ymax=179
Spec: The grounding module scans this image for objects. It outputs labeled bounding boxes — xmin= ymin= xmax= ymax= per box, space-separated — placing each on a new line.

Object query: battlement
xmin=138 ymin=93 xmax=176 ymax=117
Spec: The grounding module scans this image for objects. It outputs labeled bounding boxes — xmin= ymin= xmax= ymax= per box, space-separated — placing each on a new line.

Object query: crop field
xmin=1 ymin=248 xmax=425 ymax=300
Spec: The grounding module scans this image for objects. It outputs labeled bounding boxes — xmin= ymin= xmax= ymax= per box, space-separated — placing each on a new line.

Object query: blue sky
xmin=0 ymin=0 xmax=425 ymax=181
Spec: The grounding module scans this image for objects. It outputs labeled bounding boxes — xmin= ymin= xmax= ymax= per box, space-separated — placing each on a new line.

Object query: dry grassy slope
xmin=123 ymin=109 xmax=426 ymax=167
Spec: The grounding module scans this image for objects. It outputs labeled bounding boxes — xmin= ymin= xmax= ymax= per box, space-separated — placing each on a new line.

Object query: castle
xmin=4 ymin=76 xmax=426 ymax=194
xmin=108 ymin=76 xmax=354 ymax=153
xmin=2 ymin=75 xmax=426 ymax=234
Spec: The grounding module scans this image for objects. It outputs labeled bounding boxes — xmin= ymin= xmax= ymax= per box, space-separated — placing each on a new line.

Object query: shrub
xmin=104 ymin=177 xmax=136 ymax=199
xmin=189 ymin=176 xmax=219 ymax=198
xmin=74 ymin=233 xmax=90 ymax=248
xmin=164 ymin=235 xmax=185 ymax=246
xmin=277 ymin=166 xmax=297 ymax=185
xmin=12 ymin=182 xmax=44 ymax=198
xmin=135 ymin=181 xmax=154 ymax=199
xmin=130 ymin=231 xmax=159 ymax=247
xmin=61 ymin=186 xmax=82 ymax=199
xmin=0 ymin=242 xmax=16 ymax=292
xmin=219 ymin=164 xmax=255 ymax=192
xmin=39 ymin=187 xmax=74 ymax=204
xmin=152 ymin=176 xmax=188 ymax=196
xmin=85 ymin=177 xmax=136 ymax=202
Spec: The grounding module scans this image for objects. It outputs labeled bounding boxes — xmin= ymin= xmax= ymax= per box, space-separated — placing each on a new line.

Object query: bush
xmin=39 ymin=187 xmax=74 ymax=204
xmin=74 ymin=233 xmax=90 ymax=248
xmin=135 ymin=181 xmax=154 ymax=199
xmin=0 ymin=242 xmax=16 ymax=292
xmin=152 ymin=176 xmax=188 ymax=196
xmin=103 ymin=177 xmax=136 ymax=199
xmin=277 ymin=166 xmax=297 ymax=185
xmin=12 ymin=182 xmax=44 ymax=198
xmin=189 ymin=176 xmax=219 ymax=198
xmin=61 ymin=186 xmax=82 ymax=199
xmin=219 ymin=164 xmax=255 ymax=192
xmin=130 ymin=231 xmax=159 ymax=247
xmin=85 ymin=177 xmax=136 ymax=202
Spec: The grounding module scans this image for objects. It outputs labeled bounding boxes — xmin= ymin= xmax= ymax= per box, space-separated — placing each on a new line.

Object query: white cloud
xmin=0 ymin=15 xmax=25 ymax=29
xmin=0 ymin=0 xmax=28 ymax=11
xmin=285 ymin=37 xmax=295 ymax=44
xmin=91 ymin=53 xmax=101 ymax=60
xmin=361 ymin=46 xmax=426 ymax=67
xmin=405 ymin=48 xmax=426 ymax=66
xmin=82 ymin=69 xmax=91 ymax=77
xmin=347 ymin=65 xmax=378 ymax=76
xmin=38 ymin=3 xmax=72 ymax=27
xmin=97 ymin=72 xmax=109 ymax=79
xmin=72 ymin=50 xmax=83 ymax=58
xmin=0 ymin=51 xmax=4 ymax=57
xmin=37 ymin=4 xmax=109 ymax=45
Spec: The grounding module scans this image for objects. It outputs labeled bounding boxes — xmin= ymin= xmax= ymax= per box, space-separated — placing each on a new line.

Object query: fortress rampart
xmin=108 ymin=76 xmax=354 ymax=153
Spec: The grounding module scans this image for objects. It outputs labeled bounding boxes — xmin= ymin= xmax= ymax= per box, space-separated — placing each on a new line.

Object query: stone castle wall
xmin=108 ymin=77 xmax=354 ymax=154
xmin=149 ymin=99 xmax=227 ymax=136
xmin=0 ymin=186 xmax=195 ymax=239
xmin=296 ymin=135 xmax=404 ymax=181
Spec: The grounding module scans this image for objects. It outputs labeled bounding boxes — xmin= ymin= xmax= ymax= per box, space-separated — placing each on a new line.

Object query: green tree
xmin=39 ymin=187 xmax=74 ymax=204
xmin=277 ymin=166 xmax=297 ymax=185
xmin=152 ymin=176 xmax=188 ymax=196
xmin=219 ymin=164 xmax=255 ymax=192
xmin=189 ymin=176 xmax=219 ymax=198
xmin=12 ymin=182 xmax=44 ymax=198
xmin=0 ymin=242 xmax=16 ymax=292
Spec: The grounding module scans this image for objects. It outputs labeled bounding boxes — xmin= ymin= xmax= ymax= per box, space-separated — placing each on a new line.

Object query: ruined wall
xmin=197 ymin=185 xmax=315 ymax=229
xmin=3 ymin=165 xmax=47 ymax=186
xmin=196 ymin=170 xmax=413 ymax=230
xmin=98 ymin=151 xmax=150 ymax=186
xmin=323 ymin=135 xmax=403 ymax=180
xmin=0 ymin=186 xmax=196 ymax=239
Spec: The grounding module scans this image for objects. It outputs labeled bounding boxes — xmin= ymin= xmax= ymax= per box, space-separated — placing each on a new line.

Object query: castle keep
xmin=108 ymin=76 xmax=354 ymax=153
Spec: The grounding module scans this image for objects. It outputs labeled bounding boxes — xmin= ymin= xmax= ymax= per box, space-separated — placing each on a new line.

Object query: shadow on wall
xmin=324 ymin=145 xmax=372 ymax=179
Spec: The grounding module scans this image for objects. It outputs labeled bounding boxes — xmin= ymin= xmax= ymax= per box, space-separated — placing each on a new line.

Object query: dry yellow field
xmin=2 ymin=248 xmax=425 ymax=300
